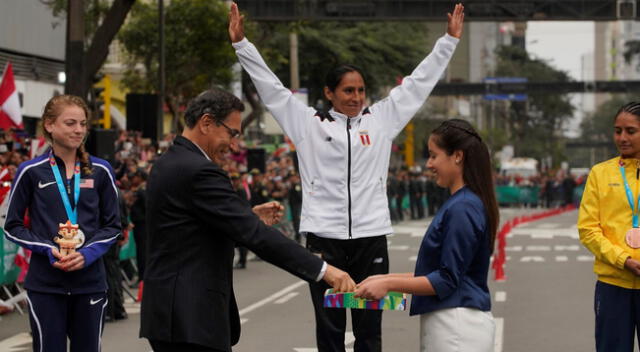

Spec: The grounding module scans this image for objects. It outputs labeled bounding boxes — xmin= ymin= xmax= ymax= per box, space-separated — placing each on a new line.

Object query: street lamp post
xmin=159 ymin=0 xmax=165 ymax=137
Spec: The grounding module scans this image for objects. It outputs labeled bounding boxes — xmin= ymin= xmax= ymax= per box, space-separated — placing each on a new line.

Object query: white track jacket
xmin=233 ymin=33 xmax=459 ymax=240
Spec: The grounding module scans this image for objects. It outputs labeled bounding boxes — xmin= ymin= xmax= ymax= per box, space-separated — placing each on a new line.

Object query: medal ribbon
xmin=49 ymin=151 xmax=80 ymax=224
xmin=620 ymin=163 xmax=640 ymax=228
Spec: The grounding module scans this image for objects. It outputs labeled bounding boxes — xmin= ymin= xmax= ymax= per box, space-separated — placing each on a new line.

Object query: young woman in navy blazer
xmin=355 ymin=119 xmax=499 ymax=352
xmin=4 ymin=95 xmax=120 ymax=352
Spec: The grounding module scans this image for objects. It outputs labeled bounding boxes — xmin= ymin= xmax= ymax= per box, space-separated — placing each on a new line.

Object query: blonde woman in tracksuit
xmin=579 ymin=102 xmax=640 ymax=351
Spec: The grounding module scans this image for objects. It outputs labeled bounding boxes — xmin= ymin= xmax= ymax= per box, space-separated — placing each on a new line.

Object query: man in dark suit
xmin=140 ymin=89 xmax=355 ymax=352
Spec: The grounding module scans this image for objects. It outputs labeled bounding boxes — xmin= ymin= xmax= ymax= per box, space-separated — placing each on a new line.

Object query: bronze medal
xmin=626 ymin=228 xmax=640 ymax=249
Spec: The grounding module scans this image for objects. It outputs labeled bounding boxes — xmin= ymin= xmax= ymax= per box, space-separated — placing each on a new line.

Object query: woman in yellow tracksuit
xmin=579 ymin=102 xmax=640 ymax=351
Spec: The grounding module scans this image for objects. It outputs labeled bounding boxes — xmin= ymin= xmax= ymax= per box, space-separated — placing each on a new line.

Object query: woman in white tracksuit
xmin=228 ymin=3 xmax=464 ymax=351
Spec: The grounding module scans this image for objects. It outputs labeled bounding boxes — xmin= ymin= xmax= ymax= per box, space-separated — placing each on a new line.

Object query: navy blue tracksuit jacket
xmin=3 ymin=152 xmax=121 ymax=294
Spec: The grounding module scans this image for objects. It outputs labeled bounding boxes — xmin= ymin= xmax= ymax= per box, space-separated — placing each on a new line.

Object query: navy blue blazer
xmin=410 ymin=186 xmax=492 ymax=315
xmin=140 ymin=136 xmax=324 ymax=351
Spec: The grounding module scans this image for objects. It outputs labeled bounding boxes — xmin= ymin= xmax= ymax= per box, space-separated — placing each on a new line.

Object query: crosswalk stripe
xmin=494 ymin=318 xmax=504 ymax=352
xmin=525 ymin=245 xmax=551 ymax=251
xmin=554 ymin=245 xmax=580 ymax=251
xmin=510 ymin=228 xmax=579 ymax=239
xmin=577 ymin=255 xmax=595 ymax=262
xmin=520 ymin=256 xmax=545 ymax=262
xmin=534 ymin=223 xmax=562 ymax=229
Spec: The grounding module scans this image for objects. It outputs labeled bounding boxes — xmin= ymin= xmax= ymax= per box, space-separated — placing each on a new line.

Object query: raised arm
xmin=447 ymin=3 xmax=464 ymax=39
xmin=228 ymin=2 xmax=315 ymax=145
xmin=228 ymin=1 xmax=245 ymax=43
xmin=372 ymin=4 xmax=463 ymax=139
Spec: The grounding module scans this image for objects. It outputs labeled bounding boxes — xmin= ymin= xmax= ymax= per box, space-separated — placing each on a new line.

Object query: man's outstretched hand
xmin=253 ymin=201 xmax=285 ymax=226
xmin=323 ymin=265 xmax=356 ymax=293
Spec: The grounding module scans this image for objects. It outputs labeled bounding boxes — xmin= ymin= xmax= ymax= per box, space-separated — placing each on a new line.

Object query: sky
xmin=526 ymin=21 xmax=595 ymax=80
xmin=526 ymin=21 xmax=596 ymax=137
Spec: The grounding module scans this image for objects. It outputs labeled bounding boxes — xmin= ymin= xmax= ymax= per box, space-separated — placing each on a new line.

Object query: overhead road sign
xmin=235 ymin=0 xmax=637 ymax=21
xmin=430 ymin=80 xmax=640 ymax=96
xmin=484 ymin=77 xmax=527 ymax=101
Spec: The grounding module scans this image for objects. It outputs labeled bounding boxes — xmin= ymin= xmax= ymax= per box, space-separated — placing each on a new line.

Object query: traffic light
xmin=91 ymin=75 xmax=112 ymax=129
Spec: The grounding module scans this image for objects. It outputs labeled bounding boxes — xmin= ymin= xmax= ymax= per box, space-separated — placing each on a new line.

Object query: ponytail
xmin=431 ymin=119 xmax=499 ymax=253
xmin=76 ymin=143 xmax=92 ymax=176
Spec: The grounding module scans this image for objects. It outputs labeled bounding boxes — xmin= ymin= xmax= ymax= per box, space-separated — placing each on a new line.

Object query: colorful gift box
xmin=323 ymin=289 xmax=407 ymax=311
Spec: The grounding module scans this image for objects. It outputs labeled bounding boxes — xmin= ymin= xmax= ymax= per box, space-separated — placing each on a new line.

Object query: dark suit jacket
xmin=139 ymin=136 xmax=324 ymax=351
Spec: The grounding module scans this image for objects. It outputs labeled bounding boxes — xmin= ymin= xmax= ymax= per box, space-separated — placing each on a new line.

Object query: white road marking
xmin=241 ymin=318 xmax=249 ymax=325
xmin=393 ymin=224 xmax=429 ymax=238
xmin=274 ymin=292 xmax=299 ymax=304
xmin=388 ymin=245 xmax=410 ymax=251
xmin=554 ymin=245 xmax=580 ymax=251
xmin=531 ymin=233 xmax=554 ymax=239
xmin=239 ymin=280 xmax=306 ymax=316
xmin=0 ymin=332 xmax=31 ymax=352
xmin=525 ymin=245 xmax=551 ymax=251
xmin=495 ymin=291 xmax=507 ymax=302
xmin=577 ymin=255 xmax=595 ymax=262
xmin=521 ymin=256 xmax=545 ymax=262
xmin=555 ymin=256 xmax=569 ymax=262
xmin=494 ymin=317 xmax=504 ymax=352
xmin=409 ymin=256 xmax=417 ymax=262
xmin=535 ymin=223 xmax=561 ymax=229
xmin=511 ymin=228 xmax=579 ymax=239
xmin=294 ymin=349 xmax=353 ymax=352
xmin=505 ymin=246 xmax=523 ymax=252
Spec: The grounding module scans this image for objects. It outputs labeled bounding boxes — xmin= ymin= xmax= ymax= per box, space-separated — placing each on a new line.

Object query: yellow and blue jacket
xmin=579 ymin=156 xmax=640 ymax=289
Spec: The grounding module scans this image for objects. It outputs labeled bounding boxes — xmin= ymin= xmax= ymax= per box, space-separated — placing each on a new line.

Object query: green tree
xmin=120 ymin=5 xmax=430 ymax=131
xmin=580 ymin=94 xmax=630 ymax=144
xmin=494 ymin=45 xmax=575 ymax=164
xmin=252 ymin=21 xmax=430 ymax=106
xmin=239 ymin=20 xmax=430 ymax=133
xmin=119 ymin=0 xmax=237 ymax=129
xmin=571 ymin=94 xmax=629 ymax=166
xmin=46 ymin=0 xmax=136 ymax=97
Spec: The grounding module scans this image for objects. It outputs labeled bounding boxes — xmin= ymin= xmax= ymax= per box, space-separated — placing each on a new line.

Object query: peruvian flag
xmin=30 ymin=136 xmax=48 ymax=159
xmin=0 ymin=62 xmax=23 ymax=129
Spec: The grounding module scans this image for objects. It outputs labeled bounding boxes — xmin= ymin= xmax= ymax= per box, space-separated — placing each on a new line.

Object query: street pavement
xmin=0 ymin=208 xmax=596 ymax=351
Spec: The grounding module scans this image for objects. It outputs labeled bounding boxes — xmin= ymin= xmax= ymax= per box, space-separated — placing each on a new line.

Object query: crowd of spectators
xmin=494 ymin=171 xmax=586 ymax=208
xmin=0 ymin=129 xmax=587 ymax=230
xmin=0 ymin=129 xmax=592 ymax=317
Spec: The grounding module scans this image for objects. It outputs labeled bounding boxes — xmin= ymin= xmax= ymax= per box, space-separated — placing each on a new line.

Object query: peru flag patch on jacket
xmin=359 ymin=131 xmax=371 ymax=146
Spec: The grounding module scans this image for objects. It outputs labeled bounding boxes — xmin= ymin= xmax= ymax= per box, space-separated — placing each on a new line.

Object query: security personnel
xmin=231 ymin=172 xmax=249 ymax=269
xmin=249 ymin=169 xmax=269 ymax=206
xmin=288 ymin=171 xmax=303 ymax=243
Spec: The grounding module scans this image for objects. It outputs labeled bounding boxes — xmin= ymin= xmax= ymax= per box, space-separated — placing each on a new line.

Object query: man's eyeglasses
xmin=218 ymin=119 xmax=241 ymax=139
xmin=204 ymin=113 xmax=241 ymax=139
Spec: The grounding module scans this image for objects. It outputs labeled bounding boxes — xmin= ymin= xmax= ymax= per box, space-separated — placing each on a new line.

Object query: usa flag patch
xmin=80 ymin=179 xmax=94 ymax=189
xmin=359 ymin=131 xmax=371 ymax=146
